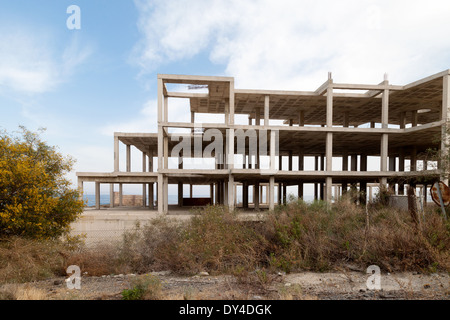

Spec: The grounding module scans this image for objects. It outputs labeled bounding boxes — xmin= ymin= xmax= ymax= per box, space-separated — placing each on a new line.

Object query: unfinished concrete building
xmin=77 ymin=70 xmax=450 ymax=213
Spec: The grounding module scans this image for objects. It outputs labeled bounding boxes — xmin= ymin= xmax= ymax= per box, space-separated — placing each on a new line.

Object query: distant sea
xmin=83 ymin=194 xmax=316 ymax=207
xmin=83 ymin=194 xmax=185 ymax=207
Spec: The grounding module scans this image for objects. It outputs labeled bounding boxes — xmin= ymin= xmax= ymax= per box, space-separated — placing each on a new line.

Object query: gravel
xmin=4 ymin=271 xmax=449 ymax=300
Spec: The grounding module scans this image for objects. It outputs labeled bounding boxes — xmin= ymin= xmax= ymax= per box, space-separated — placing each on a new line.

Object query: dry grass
xmin=0 ymin=237 xmax=68 ymax=284
xmin=63 ymin=244 xmax=122 ymax=276
xmin=0 ymin=284 xmax=48 ymax=300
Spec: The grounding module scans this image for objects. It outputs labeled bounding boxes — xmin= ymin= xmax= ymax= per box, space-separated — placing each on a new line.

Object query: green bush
xmin=121 ymin=274 xmax=162 ymax=300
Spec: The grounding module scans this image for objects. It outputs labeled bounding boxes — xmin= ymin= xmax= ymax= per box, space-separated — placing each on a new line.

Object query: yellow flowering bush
xmin=0 ymin=127 xmax=84 ymax=239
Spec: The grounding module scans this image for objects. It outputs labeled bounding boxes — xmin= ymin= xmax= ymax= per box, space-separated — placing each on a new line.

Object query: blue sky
xmin=1 ymin=0 xmax=450 ymax=195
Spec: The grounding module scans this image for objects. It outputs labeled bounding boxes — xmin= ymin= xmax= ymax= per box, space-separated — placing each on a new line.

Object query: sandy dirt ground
xmin=4 ymin=270 xmax=448 ymax=300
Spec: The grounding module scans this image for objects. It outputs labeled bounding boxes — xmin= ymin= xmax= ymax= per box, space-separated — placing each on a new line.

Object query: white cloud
xmin=0 ymin=26 xmax=92 ymax=94
xmin=133 ymin=0 xmax=450 ymax=88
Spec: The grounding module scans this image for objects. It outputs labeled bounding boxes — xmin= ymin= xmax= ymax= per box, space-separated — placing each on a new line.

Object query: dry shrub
xmin=264 ymin=198 xmax=365 ymax=272
xmin=263 ymin=197 xmax=449 ymax=273
xmin=173 ymin=206 xmax=266 ymax=274
xmin=114 ymin=207 xmax=267 ymax=275
xmin=109 ymin=199 xmax=449 ymax=275
xmin=0 ymin=237 xmax=67 ymax=284
xmin=63 ymin=244 xmax=123 ymax=276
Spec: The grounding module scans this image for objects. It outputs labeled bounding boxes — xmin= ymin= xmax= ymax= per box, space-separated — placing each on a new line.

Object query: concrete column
xmin=114 ymin=135 xmax=119 ymax=172
xmin=389 ymin=156 xmax=396 ymax=193
xmin=164 ymin=176 xmax=169 ymax=214
xmin=164 ymin=136 xmax=169 ymax=170
xmin=227 ymin=128 xmax=235 ymax=170
xmin=254 ymin=181 xmax=260 ymax=211
xmin=229 ymin=79 xmax=235 ymax=126
xmin=95 ymin=182 xmax=100 ymax=210
xmin=224 ymin=181 xmax=228 ymax=205
xmin=264 ymin=95 xmax=270 ymax=125
xmin=254 ymin=109 xmax=260 ymax=169
xmin=225 ymin=101 xmax=229 ymax=126
xmin=255 ymin=107 xmax=261 ymax=125
xmin=351 ymin=155 xmax=357 ymax=171
xmin=269 ymin=176 xmax=275 ymax=210
xmin=270 ymin=130 xmax=276 ymax=172
xmin=398 ymin=148 xmax=405 ymax=195
xmin=110 ymin=184 xmax=114 ymax=208
xmin=148 ymin=148 xmax=154 ymax=172
xmin=299 ymin=110 xmax=305 ymax=127
xmin=158 ymin=175 xmax=164 ymax=214
xmin=320 ymin=154 xmax=325 ymax=200
xmin=149 ymin=183 xmax=154 ymax=210
xmin=126 ymin=144 xmax=131 ymax=172
xmin=423 ymin=184 xmax=428 ymax=207
xmin=142 ymin=152 xmax=147 ymax=207
xmin=342 ymin=111 xmax=349 ymax=194
xmin=411 ymin=110 xmax=418 ymax=127
xmin=360 ymin=154 xmax=367 ymax=204
xmin=119 ymin=183 xmax=123 ymax=206
xmin=411 ymin=147 xmax=417 ymax=171
xmin=77 ymin=179 xmax=84 ymax=202
xmin=288 ymin=151 xmax=293 ymax=171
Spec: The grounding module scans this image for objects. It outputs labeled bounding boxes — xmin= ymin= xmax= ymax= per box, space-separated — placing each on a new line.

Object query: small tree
xmin=0 ymin=127 xmax=84 ymax=239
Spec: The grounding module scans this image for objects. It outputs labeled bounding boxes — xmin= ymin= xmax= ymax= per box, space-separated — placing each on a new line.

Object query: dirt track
xmin=9 ymin=270 xmax=449 ymax=300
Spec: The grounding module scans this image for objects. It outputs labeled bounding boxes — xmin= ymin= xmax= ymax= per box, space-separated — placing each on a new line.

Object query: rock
xmin=198 ymin=272 xmax=209 ymax=277
xmin=252 ymin=295 xmax=263 ymax=300
xmin=424 ymin=284 xmax=431 ymax=289
xmin=53 ymin=280 xmax=63 ymax=286
xmin=284 ymin=283 xmax=292 ymax=287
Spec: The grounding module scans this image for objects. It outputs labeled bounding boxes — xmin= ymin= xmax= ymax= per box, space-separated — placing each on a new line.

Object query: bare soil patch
xmin=6 ymin=270 xmax=448 ymax=300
